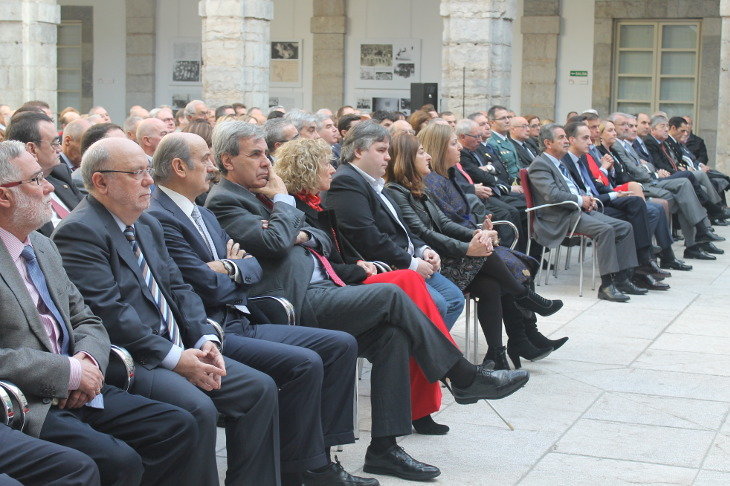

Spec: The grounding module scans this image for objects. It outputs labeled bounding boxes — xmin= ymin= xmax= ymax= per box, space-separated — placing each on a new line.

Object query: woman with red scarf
xmin=276 ymin=137 xmax=455 ymax=436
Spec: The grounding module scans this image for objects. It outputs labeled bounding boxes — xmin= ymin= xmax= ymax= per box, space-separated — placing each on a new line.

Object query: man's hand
xmin=199 ymin=341 xmax=226 ymax=389
xmin=74 ymin=353 xmax=103 ymax=399
xmin=474 ymin=183 xmax=492 ymax=199
xmin=206 ymin=260 xmax=228 ymax=274
xmin=700 ymin=164 xmax=710 ymax=173
xmin=414 ymin=258 xmax=435 ymax=279
xmin=226 ymin=239 xmax=246 ymax=259
xmin=356 ymin=260 xmax=378 ymax=277
xmin=58 ymin=390 xmax=92 ymax=410
xmin=173 ymin=348 xmax=226 ymax=392
xmin=616 ymin=191 xmax=633 ymax=198
xmin=251 ymin=170 xmax=287 ymax=198
xmin=657 ymin=169 xmax=670 ymax=178
xmin=511 ymin=185 xmax=524 ymax=194
xmin=581 ymin=195 xmax=593 ymax=211
xmin=422 ymin=249 xmax=441 ymax=272
xmin=295 ymin=231 xmax=309 ymax=244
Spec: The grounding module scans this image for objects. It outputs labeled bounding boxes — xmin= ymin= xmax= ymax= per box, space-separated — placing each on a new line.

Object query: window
xmin=612 ymin=20 xmax=700 ymax=120
xmin=57 ymin=20 xmax=83 ymax=113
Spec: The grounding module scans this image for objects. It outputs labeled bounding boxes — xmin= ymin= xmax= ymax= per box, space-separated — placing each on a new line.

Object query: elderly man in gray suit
xmin=0 ymin=141 xmax=196 ymax=485
xmin=615 ymin=114 xmax=722 ymax=261
xmin=527 ymin=124 xmax=640 ymax=302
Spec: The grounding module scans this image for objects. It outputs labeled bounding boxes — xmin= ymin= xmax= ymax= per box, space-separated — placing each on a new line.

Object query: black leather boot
xmin=484 ymin=346 xmax=510 ymax=370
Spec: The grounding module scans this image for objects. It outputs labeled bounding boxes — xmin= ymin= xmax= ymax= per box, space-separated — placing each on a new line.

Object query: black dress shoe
xmin=632 ymin=273 xmax=670 ymax=291
xmin=635 ymin=262 xmax=670 ymax=279
xmin=514 ymin=289 xmax=564 ymax=316
xmin=711 ymin=218 xmax=729 ymax=226
xmin=615 ymin=279 xmax=648 ymax=295
xmin=304 ymin=459 xmax=380 ymax=486
xmin=697 ymin=232 xmax=726 ymax=243
xmin=597 ymin=284 xmax=630 ymax=302
xmin=660 ymin=258 xmax=693 ymax=271
xmin=364 ymin=445 xmax=440 ymax=481
xmin=448 ymin=366 xmax=529 ymax=404
xmin=684 ymin=246 xmax=716 ymax=260
xmin=702 ymin=242 xmax=725 ymax=255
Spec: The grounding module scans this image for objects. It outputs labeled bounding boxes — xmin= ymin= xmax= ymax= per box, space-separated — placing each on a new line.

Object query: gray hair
xmin=263 ymin=118 xmax=296 ymax=152
xmin=212 ymin=121 xmax=265 ymax=174
xmin=283 ymin=109 xmax=317 ymax=131
xmin=0 ymin=140 xmax=25 ymax=185
xmin=152 ymin=133 xmax=192 ymax=183
xmin=80 ymin=140 xmax=111 ymax=191
xmin=607 ymin=112 xmax=630 ymax=124
xmin=455 ymin=118 xmax=478 ymax=136
xmin=538 ymin=123 xmax=564 ymax=150
xmin=184 ymin=100 xmax=205 ymax=117
xmin=340 ymin=121 xmax=389 ymax=165
xmin=650 ymin=115 xmax=668 ymax=128
xmin=314 ymin=113 xmax=332 ymax=130
xmin=124 ymin=115 xmax=143 ymax=133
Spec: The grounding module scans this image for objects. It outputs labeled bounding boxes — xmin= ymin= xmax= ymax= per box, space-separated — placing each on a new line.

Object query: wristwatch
xmin=221 ymin=259 xmax=235 ymax=276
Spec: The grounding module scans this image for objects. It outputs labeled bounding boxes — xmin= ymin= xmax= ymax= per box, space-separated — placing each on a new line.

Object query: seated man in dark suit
xmin=0 ymin=424 xmax=100 ymax=486
xmin=52 ymin=137 xmax=280 ymax=486
xmin=205 ymin=121 xmax=529 ymax=482
xmin=147 ymin=132 xmax=372 ymax=486
xmin=5 ymin=111 xmax=84 ymax=235
xmin=527 ymin=124 xmax=640 ymax=302
xmin=0 ymin=140 xmax=196 ymax=485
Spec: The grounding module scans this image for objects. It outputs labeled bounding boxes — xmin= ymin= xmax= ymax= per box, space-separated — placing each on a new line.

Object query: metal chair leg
xmin=553 ymin=245 xmax=561 ymax=278
xmin=565 ymin=244 xmax=572 ymax=270
xmin=544 ymin=248 xmax=552 ymax=286
xmin=578 ymin=237 xmax=585 ymax=297
xmin=464 ymin=293 xmax=472 ymax=361
xmin=472 ymin=296 xmax=480 ymax=362
xmin=536 ymin=246 xmax=546 ymax=287
xmin=591 ymin=240 xmax=597 ymax=291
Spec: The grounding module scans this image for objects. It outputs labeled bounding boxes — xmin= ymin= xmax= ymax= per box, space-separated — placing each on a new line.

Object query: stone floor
xmin=216 ymin=225 xmax=730 ymax=485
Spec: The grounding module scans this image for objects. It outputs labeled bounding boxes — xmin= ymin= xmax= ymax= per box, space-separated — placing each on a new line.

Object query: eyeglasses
xmin=529 ymin=123 xmax=540 ymax=128
xmin=463 ymin=133 xmax=481 ymax=140
xmin=96 ymin=167 xmax=154 ymax=179
xmin=0 ymin=170 xmax=47 ymax=188
xmin=494 ymin=116 xmax=512 ymax=122
xmin=33 ymin=138 xmax=61 ymax=148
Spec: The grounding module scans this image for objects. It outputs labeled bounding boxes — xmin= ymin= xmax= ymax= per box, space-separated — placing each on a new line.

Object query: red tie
xmin=256 ymin=193 xmax=274 ymax=210
xmin=306 ymin=248 xmax=346 ymax=287
xmin=50 ymin=199 xmax=70 ymax=219
xmin=455 ymin=163 xmax=474 ymax=184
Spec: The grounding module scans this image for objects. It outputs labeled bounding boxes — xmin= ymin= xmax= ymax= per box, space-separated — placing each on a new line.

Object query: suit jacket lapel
xmin=0 ymin=237 xmax=56 ymax=352
xmin=154 ymin=189 xmax=223 ymax=260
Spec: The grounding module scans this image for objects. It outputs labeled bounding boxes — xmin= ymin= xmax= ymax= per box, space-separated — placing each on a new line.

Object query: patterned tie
xmin=191 ymin=206 xmax=217 ymax=260
xmin=20 ymin=245 xmax=70 ymax=355
xmin=123 ymin=226 xmax=183 ymax=347
xmin=306 ymin=247 xmax=346 ymax=287
xmin=660 ymin=142 xmax=678 ymax=171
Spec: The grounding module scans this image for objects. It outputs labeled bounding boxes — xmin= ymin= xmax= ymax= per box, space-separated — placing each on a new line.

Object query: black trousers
xmin=38 ymin=385 xmax=197 ymax=486
xmin=483 ymin=196 xmax=522 ymax=248
xmin=131 ymin=357 xmax=279 ymax=486
xmin=0 ymin=424 xmax=100 ymax=486
xmin=303 ymin=281 xmax=463 ymax=439
xmin=223 ymin=319 xmax=357 ymax=473
xmin=602 ymin=196 xmax=652 ymax=262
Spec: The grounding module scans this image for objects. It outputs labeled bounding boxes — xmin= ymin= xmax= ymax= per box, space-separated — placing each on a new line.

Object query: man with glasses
xmin=150 ymin=106 xmax=177 ymax=133
xmin=5 ymin=111 xmax=84 ymax=235
xmin=487 ymin=105 xmax=520 ymax=180
xmin=263 ymin=118 xmax=299 ymax=161
xmin=52 ymin=137 xmax=281 ymax=486
xmin=509 ymin=116 xmax=539 ymax=167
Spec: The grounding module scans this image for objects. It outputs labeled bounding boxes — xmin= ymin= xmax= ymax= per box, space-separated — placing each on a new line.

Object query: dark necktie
xmin=20 ymin=245 xmax=70 ymax=355
xmin=660 ymin=142 xmax=678 ymax=171
xmin=123 ymin=226 xmax=183 ymax=346
xmin=577 ymin=156 xmax=600 ymax=196
xmin=191 ymin=206 xmax=217 ymax=260
xmin=256 ymin=193 xmax=274 ymax=210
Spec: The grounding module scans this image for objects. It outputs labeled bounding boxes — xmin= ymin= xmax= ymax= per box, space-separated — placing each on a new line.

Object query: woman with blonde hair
xmin=411 ymin=124 xmax=566 ymax=369
xmin=276 ymin=137 xmax=458 ymax=435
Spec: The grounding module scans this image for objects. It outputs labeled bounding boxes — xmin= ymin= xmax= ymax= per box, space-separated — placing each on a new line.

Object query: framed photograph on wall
xmin=356 ymin=39 xmax=421 ymax=89
xmin=171 ymin=38 xmax=202 ymax=84
xmin=270 ymin=40 xmax=302 ymax=87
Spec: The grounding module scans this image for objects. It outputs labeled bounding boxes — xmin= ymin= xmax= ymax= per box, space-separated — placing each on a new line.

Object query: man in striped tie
xmin=53 ymin=137 xmax=281 ymax=486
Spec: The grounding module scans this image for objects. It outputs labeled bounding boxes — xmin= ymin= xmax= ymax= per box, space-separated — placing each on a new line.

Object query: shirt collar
xmin=543 ymin=152 xmax=563 ymax=168
xmin=158 ymin=185 xmax=195 ymax=219
xmin=492 ymin=131 xmax=507 ymax=141
xmin=350 ymin=163 xmax=384 ymax=194
xmin=0 ymin=227 xmax=30 ymax=262
xmin=567 ymin=151 xmax=580 ymax=163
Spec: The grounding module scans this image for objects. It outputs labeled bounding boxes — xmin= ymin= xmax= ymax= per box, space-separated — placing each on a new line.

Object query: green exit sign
xmin=570 ymin=70 xmax=588 ymax=77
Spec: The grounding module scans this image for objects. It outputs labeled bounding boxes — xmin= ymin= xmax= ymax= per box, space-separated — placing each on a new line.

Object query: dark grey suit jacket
xmin=52 ymin=196 xmax=215 ymax=369
xmin=0 ymin=231 xmax=109 ymax=437
xmin=205 ymin=178 xmax=331 ymax=324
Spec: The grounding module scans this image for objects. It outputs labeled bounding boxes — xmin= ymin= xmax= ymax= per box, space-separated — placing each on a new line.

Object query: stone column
xmin=520 ymin=0 xmax=560 ymax=119
xmin=199 ymin=0 xmax=273 ymax=109
xmin=126 ymin=0 xmax=156 ymax=109
xmin=440 ymin=0 xmax=516 ymax=117
xmin=716 ymin=0 xmax=730 ymax=173
xmin=0 ymin=0 xmax=60 ymax=111
xmin=310 ymin=0 xmax=346 ymax=111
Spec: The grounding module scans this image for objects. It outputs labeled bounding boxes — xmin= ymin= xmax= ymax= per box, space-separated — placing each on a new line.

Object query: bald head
xmin=509 ymin=116 xmax=529 ymax=142
xmin=129 ymin=105 xmax=149 ymax=118
xmin=61 ymin=118 xmax=92 ymax=167
xmin=136 ymin=117 xmax=169 ymax=156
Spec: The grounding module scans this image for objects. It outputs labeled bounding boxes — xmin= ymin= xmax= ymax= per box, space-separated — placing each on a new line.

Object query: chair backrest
xmin=519 ymin=168 xmax=536 ymax=234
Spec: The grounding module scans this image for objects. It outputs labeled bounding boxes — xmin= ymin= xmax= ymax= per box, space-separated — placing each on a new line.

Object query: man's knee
xmin=99 ymin=441 xmax=144 ymax=485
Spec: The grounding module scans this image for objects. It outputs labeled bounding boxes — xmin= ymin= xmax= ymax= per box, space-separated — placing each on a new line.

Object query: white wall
xmin=59 ymin=0 xmax=127 ymax=123
xmin=555 ymin=0 xmax=595 ymax=120
xmin=155 ymin=0 xmax=202 ymax=110
xmin=344 ymin=0 xmax=442 ymax=112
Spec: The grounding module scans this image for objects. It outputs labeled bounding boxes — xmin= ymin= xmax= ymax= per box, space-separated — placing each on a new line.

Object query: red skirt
xmin=364 ymin=269 xmax=457 ymax=420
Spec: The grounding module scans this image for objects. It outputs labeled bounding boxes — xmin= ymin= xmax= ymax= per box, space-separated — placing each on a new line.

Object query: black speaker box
xmin=410 ymin=83 xmax=438 ymax=111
